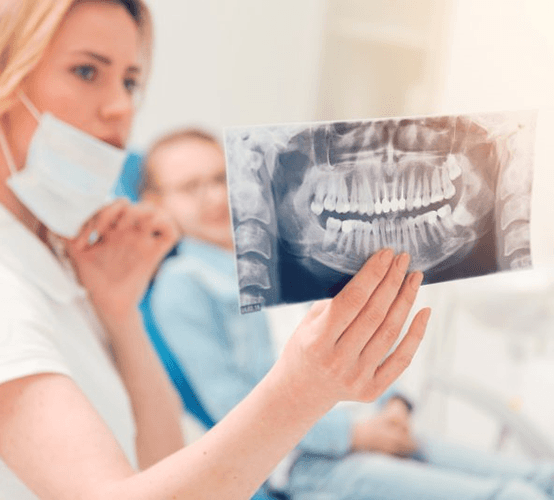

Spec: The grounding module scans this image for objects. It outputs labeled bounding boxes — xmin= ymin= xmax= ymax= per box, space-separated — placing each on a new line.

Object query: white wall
xmin=129 ymin=0 xmax=328 ymax=150
xmin=440 ymin=0 xmax=554 ymax=267
xmin=441 ymin=0 xmax=554 ymax=113
xmin=422 ymin=0 xmax=554 ymax=451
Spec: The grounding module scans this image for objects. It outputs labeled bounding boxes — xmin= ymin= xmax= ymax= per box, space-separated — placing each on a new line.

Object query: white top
xmin=0 ymin=204 xmax=136 ymax=499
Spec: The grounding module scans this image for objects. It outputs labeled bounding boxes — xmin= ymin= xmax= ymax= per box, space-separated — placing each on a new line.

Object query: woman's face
xmin=7 ymin=1 xmax=141 ymax=164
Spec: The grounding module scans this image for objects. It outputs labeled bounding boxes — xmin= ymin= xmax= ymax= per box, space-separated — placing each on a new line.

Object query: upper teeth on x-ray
xmin=224 ymin=111 xmax=537 ymax=313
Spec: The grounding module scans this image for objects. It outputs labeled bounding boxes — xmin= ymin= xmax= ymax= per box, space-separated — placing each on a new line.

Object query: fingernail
xmin=380 ymin=248 xmax=394 ymax=265
xmin=88 ymin=230 xmax=99 ymax=246
xmin=410 ymin=271 xmax=423 ymax=290
xmin=395 ymin=252 xmax=410 ymax=270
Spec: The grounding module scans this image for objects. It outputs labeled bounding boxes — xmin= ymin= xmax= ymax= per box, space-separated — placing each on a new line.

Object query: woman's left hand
xmin=65 ymin=198 xmax=179 ymax=325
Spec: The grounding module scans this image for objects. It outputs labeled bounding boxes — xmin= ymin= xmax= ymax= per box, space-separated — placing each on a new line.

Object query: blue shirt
xmin=150 ymin=238 xmax=353 ymax=456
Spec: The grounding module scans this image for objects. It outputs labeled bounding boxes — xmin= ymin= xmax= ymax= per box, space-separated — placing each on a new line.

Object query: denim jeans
xmin=287 ymin=436 xmax=554 ymax=500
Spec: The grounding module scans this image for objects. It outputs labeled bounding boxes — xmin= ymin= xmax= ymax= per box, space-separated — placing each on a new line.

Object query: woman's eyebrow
xmin=71 ymin=50 xmax=141 ymax=73
xmin=73 ymin=50 xmax=112 ymax=65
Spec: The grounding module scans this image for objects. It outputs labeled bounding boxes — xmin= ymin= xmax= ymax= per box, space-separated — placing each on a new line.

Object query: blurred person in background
xmin=144 ymin=127 xmax=554 ymax=500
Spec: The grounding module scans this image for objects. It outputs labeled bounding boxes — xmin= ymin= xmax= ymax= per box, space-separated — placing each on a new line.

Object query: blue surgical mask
xmin=0 ymin=92 xmax=126 ymax=237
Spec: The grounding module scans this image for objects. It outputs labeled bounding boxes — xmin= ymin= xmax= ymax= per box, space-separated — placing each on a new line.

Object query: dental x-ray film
xmin=225 ymin=111 xmax=537 ymax=313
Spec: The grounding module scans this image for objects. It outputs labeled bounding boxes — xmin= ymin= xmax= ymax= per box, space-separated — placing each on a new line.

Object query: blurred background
xmin=131 ymin=0 xmax=554 ymax=142
xmin=131 ymin=0 xmax=554 ymax=457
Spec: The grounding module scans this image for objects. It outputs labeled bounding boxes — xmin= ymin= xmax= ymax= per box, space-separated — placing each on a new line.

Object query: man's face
xmin=149 ymin=139 xmax=233 ymax=249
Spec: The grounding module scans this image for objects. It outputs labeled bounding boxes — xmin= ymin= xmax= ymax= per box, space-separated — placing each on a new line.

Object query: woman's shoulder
xmin=0 ymin=259 xmax=71 ymax=384
xmin=0 ymin=259 xmax=53 ymax=320
xmin=0 ymin=260 xmax=34 ymax=300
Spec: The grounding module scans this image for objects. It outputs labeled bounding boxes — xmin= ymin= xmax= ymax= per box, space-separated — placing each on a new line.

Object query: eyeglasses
xmin=158 ymin=171 xmax=227 ymax=198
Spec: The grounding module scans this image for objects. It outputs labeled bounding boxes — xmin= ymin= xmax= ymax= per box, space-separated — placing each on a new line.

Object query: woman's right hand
xmin=66 ymin=198 xmax=178 ymax=327
xmin=276 ymin=248 xmax=430 ymax=412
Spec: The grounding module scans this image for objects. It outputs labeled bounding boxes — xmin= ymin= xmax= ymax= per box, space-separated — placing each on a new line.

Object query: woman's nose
xmin=99 ymin=83 xmax=134 ymax=122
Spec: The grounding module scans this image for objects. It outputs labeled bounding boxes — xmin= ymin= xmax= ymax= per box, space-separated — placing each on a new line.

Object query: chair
xmin=140 ymin=284 xmax=216 ymax=429
xmin=113 ymin=152 xmax=216 ymax=426
xmin=113 ymin=151 xmax=143 ymax=202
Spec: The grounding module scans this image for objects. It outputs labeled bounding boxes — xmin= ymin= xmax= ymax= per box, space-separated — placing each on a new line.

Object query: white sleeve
xmin=0 ymin=285 xmax=71 ymax=386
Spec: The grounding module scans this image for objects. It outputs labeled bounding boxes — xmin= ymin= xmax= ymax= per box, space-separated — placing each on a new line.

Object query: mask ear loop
xmin=17 ymin=90 xmax=41 ymax=122
xmin=0 ymin=126 xmax=17 ymax=175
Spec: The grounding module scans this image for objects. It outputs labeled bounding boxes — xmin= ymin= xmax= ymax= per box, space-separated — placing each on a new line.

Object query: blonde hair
xmin=0 ymin=0 xmax=153 ymax=116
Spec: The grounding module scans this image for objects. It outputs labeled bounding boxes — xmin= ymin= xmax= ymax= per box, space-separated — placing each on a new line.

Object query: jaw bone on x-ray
xmin=225 ymin=111 xmax=537 ymax=313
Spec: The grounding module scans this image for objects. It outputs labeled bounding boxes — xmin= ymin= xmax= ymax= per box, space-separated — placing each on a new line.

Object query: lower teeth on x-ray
xmin=224 ymin=111 xmax=537 ymax=313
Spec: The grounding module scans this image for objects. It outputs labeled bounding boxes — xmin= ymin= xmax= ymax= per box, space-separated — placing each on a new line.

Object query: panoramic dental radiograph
xmin=225 ymin=111 xmax=537 ymax=312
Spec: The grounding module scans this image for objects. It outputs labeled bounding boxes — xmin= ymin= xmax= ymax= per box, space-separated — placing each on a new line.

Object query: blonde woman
xmin=0 ymin=1 xmax=430 ymax=499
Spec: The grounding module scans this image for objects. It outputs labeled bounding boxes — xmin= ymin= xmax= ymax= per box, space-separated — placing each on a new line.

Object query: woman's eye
xmin=72 ymin=65 xmax=97 ymax=81
xmin=124 ymin=77 xmax=139 ymax=94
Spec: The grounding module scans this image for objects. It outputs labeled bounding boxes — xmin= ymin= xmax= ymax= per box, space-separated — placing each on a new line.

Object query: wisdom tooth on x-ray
xmin=224 ymin=111 xmax=537 ymax=313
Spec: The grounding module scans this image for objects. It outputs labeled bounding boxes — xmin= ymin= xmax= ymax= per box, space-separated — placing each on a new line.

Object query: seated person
xmin=141 ymin=127 xmax=554 ymax=500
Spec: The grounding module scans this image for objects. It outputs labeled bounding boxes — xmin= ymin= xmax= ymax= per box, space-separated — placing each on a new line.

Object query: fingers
xmin=384 ymin=398 xmax=412 ymax=423
xmin=381 ymin=433 xmax=414 ymax=457
xmin=72 ymin=198 xmax=130 ymax=250
xmin=324 ymin=248 xmax=395 ymax=342
xmin=380 ymin=410 xmax=417 ymax=456
xmin=303 ymin=300 xmax=330 ymax=323
xmin=71 ymin=199 xmax=178 ymax=253
xmin=105 ymin=205 xmax=178 ymax=271
xmin=358 ymin=269 xmax=423 ymax=366
xmin=396 ymin=432 xmax=419 ymax=457
xmin=335 ymin=252 xmax=412 ymax=357
xmin=366 ymin=307 xmax=431 ymax=399
xmin=141 ymin=202 xmax=179 ymax=246
xmin=392 ymin=438 xmax=418 ymax=458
